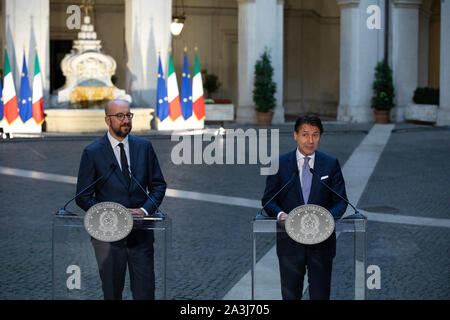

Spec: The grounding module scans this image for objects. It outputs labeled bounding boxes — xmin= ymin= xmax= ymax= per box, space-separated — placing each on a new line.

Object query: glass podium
xmin=251 ymin=213 xmax=367 ymax=300
xmin=52 ymin=212 xmax=171 ymax=300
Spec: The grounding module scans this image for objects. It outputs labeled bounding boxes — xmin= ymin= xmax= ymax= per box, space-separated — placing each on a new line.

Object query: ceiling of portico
xmin=48 ymin=0 xmax=340 ymax=16
xmin=285 ymin=0 xmax=340 ymax=17
xmin=50 ymin=0 xmax=124 ymax=12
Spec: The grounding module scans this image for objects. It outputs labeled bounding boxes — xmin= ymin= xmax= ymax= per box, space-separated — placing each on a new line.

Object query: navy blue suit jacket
xmin=261 ymin=149 xmax=347 ymax=256
xmin=76 ymin=134 xmax=166 ymax=215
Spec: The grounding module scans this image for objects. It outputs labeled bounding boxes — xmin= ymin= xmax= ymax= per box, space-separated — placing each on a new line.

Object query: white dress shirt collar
xmin=296 ymin=148 xmax=315 ymax=168
xmin=107 ymin=131 xmax=131 ymax=173
xmin=107 ymin=130 xmax=129 ymax=149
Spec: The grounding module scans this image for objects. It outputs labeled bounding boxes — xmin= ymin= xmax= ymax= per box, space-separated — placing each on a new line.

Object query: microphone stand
xmin=56 ymin=164 xmax=117 ymax=216
xmin=257 ymin=169 xmax=299 ymax=219
xmin=129 ymin=172 xmax=165 ymax=220
xmin=309 ymin=168 xmax=365 ymax=221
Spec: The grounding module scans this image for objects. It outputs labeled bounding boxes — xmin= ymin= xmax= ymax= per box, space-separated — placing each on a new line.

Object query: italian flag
xmin=167 ymin=54 xmax=182 ymax=121
xmin=3 ymin=51 xmax=19 ymax=124
xmin=192 ymin=53 xmax=205 ymax=120
xmin=32 ymin=53 xmax=44 ymax=125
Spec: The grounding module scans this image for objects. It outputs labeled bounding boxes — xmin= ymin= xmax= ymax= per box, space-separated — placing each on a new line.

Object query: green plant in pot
xmin=371 ymin=60 xmax=395 ymax=123
xmin=253 ymin=49 xmax=276 ymax=126
xmin=413 ymin=87 xmax=439 ymax=105
xmin=201 ymin=69 xmax=221 ymax=102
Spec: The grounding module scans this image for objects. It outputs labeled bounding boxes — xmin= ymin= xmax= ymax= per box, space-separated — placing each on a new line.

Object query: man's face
xmin=105 ymin=101 xmax=132 ymax=138
xmin=294 ymin=123 xmax=321 ymax=156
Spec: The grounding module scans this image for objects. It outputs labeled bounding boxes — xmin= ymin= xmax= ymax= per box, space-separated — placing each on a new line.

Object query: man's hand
xmin=128 ymin=208 xmax=145 ymax=219
xmin=277 ymin=212 xmax=288 ymax=227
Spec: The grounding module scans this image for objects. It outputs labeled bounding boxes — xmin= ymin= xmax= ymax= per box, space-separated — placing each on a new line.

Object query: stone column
xmin=437 ymin=0 xmax=450 ymax=125
xmin=337 ymin=0 xmax=385 ymax=123
xmin=237 ymin=0 xmax=284 ymax=124
xmin=125 ymin=0 xmax=172 ymax=109
xmin=2 ymin=0 xmax=49 ymax=108
xmin=391 ymin=0 xmax=422 ymax=122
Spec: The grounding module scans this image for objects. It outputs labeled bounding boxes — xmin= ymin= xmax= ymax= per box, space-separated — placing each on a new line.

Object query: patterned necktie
xmin=301 ymin=156 xmax=312 ymax=204
xmin=118 ymin=143 xmax=131 ymax=186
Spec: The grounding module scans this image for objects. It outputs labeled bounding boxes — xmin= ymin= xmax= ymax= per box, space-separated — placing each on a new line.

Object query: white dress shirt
xmin=276 ymin=149 xmax=315 ymax=220
xmin=296 ymin=149 xmax=315 ymax=184
xmin=107 ymin=131 xmax=148 ymax=216
xmin=107 ymin=131 xmax=130 ymax=172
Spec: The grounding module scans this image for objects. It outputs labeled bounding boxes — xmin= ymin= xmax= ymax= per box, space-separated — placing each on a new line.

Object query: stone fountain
xmin=56 ymin=15 xmax=131 ymax=106
xmin=46 ymin=14 xmax=153 ymax=132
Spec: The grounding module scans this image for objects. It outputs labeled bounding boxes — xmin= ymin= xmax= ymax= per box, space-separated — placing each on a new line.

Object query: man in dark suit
xmin=76 ymin=99 xmax=166 ymax=300
xmin=261 ymin=114 xmax=347 ymax=300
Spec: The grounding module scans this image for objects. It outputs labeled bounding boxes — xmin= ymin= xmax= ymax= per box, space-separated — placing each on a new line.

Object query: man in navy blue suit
xmin=261 ymin=114 xmax=347 ymax=300
xmin=76 ymin=99 xmax=166 ymax=300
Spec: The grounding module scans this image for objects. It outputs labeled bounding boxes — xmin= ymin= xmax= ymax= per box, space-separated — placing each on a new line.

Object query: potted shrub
xmin=404 ymin=87 xmax=439 ymax=123
xmin=201 ymin=69 xmax=221 ymax=100
xmin=253 ymin=49 xmax=276 ymax=126
xmin=371 ymin=60 xmax=395 ymax=123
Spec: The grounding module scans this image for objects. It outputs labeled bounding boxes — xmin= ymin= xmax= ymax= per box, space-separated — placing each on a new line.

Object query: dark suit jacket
xmin=76 ymin=134 xmax=166 ymax=215
xmin=261 ymin=149 xmax=347 ymax=257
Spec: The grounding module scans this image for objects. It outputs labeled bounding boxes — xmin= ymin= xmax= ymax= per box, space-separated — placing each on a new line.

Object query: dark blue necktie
xmin=118 ymin=143 xmax=131 ymax=186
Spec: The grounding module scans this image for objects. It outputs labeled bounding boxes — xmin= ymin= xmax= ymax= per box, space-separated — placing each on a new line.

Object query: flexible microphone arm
xmin=309 ymin=168 xmax=363 ymax=220
xmin=129 ymin=172 xmax=165 ymax=218
xmin=57 ymin=164 xmax=117 ymax=215
xmin=259 ymin=169 xmax=299 ymax=217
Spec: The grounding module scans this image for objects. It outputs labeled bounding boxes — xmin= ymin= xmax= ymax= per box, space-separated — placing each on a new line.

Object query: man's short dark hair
xmin=294 ymin=114 xmax=324 ymax=135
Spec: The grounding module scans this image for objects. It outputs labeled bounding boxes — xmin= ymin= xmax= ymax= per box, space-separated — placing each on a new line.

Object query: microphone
xmin=56 ymin=163 xmax=117 ymax=216
xmin=309 ymin=168 xmax=363 ymax=220
xmin=129 ymin=171 xmax=165 ymax=220
xmin=258 ymin=168 xmax=299 ymax=218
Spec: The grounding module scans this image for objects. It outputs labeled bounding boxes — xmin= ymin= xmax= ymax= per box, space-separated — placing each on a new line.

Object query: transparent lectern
xmin=251 ymin=213 xmax=367 ymax=300
xmin=52 ymin=213 xmax=171 ymax=300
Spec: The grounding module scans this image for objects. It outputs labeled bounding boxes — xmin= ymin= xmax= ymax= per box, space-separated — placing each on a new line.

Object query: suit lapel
xmin=128 ymin=135 xmax=138 ymax=191
xmin=288 ymin=149 xmax=305 ymax=205
xmin=309 ymin=151 xmax=323 ymax=204
xmin=101 ymin=133 xmax=129 ymax=188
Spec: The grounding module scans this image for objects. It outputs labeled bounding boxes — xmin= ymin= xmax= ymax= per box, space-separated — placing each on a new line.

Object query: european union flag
xmin=180 ymin=52 xmax=193 ymax=120
xmin=156 ymin=55 xmax=169 ymax=122
xmin=19 ymin=54 xmax=33 ymax=123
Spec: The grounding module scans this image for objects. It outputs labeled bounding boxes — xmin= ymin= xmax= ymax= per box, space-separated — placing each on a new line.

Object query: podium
xmin=251 ymin=213 xmax=367 ymax=300
xmin=52 ymin=213 xmax=171 ymax=300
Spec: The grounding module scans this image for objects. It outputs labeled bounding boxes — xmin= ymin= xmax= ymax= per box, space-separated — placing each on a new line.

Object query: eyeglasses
xmin=107 ymin=113 xmax=134 ymax=121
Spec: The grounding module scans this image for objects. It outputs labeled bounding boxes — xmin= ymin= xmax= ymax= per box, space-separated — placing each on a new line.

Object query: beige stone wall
xmin=284 ymin=0 xmax=340 ymax=118
xmin=172 ymin=0 xmax=238 ymax=105
xmin=172 ymin=0 xmax=341 ymax=119
xmin=94 ymin=4 xmax=126 ymax=90
xmin=45 ymin=108 xmax=153 ymax=132
xmin=428 ymin=0 xmax=440 ymax=89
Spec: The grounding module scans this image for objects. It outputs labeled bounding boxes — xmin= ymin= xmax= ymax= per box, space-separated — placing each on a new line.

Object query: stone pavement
xmin=0 ymin=122 xmax=448 ymax=299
